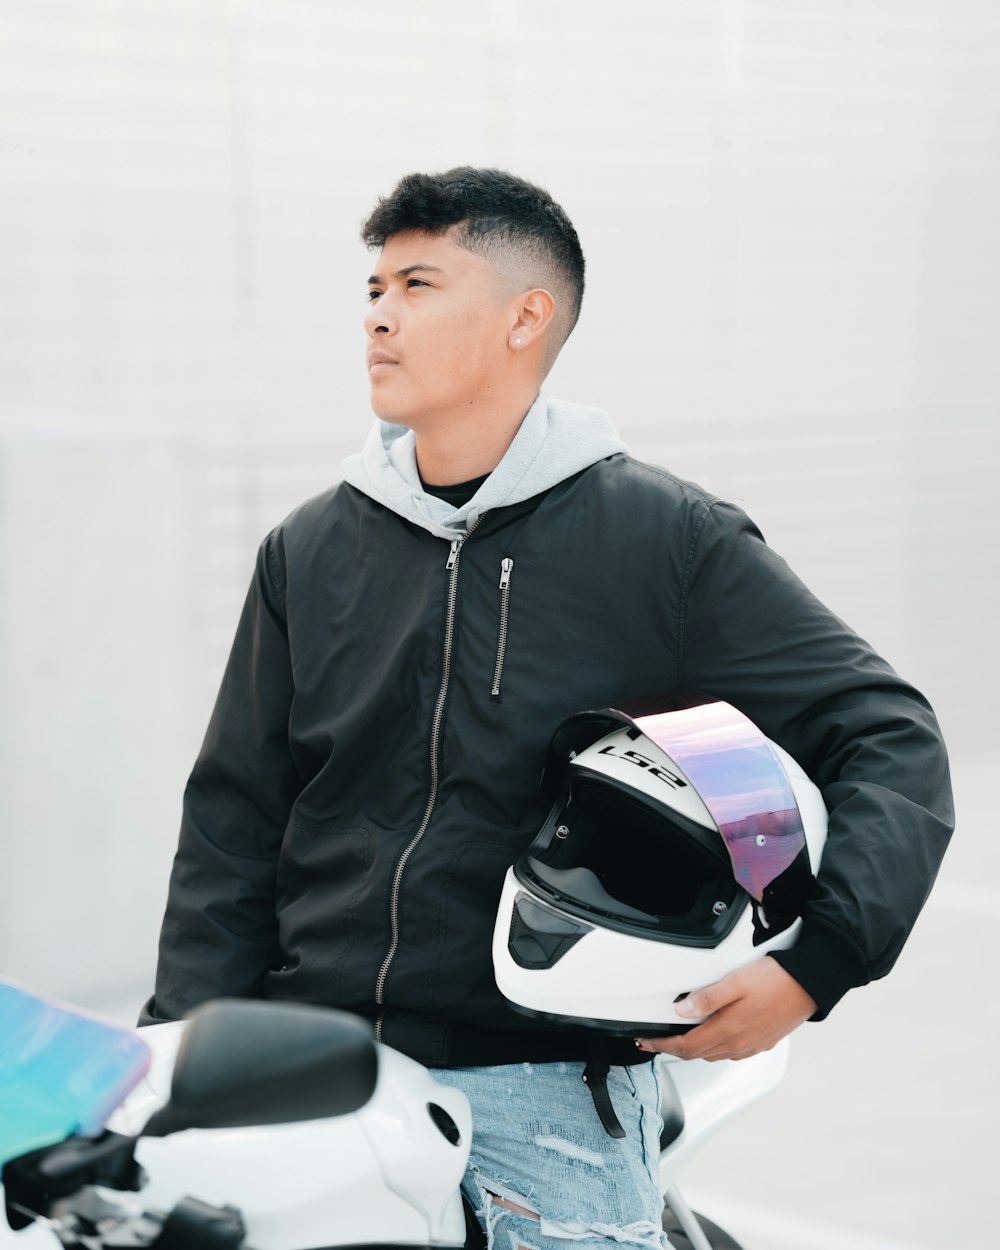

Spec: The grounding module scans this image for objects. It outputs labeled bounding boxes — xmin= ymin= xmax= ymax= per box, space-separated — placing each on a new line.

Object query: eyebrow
xmin=367 ymin=263 xmax=445 ymax=285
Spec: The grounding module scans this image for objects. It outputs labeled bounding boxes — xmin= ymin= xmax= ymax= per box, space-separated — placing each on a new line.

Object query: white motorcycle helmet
xmin=493 ymin=697 xmax=827 ymax=1034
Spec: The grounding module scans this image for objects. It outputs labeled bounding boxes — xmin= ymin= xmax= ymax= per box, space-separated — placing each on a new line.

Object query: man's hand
xmin=636 ymin=957 xmax=817 ymax=1062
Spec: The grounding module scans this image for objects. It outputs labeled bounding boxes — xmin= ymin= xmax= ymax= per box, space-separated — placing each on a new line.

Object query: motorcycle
xmin=0 ymin=978 xmax=786 ymax=1250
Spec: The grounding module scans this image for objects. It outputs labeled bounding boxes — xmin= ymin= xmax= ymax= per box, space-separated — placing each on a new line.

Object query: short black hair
xmin=361 ymin=167 xmax=585 ymax=342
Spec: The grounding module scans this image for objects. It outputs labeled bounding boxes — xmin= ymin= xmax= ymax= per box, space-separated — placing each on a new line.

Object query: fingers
xmin=674 ymin=977 xmax=737 ymax=1021
xmin=635 ymin=958 xmax=817 ymax=1062
xmin=649 ymin=1019 xmax=772 ymax=1062
xmin=639 ymin=1012 xmax=763 ymax=1062
xmin=636 ymin=973 xmax=750 ymax=1060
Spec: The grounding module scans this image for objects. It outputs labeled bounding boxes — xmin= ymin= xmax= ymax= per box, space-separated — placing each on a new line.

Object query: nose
xmin=364 ymin=293 xmax=397 ymax=339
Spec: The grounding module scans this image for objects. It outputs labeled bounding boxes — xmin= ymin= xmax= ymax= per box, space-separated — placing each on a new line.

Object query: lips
xmin=367 ymin=350 xmax=399 ymax=370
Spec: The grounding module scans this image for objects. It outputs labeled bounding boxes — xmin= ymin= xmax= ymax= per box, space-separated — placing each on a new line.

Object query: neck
xmin=413 ymin=391 xmax=539 ymax=486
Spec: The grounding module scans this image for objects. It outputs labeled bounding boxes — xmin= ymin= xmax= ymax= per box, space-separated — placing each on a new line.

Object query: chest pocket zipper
xmin=490 ymin=557 xmax=515 ymax=701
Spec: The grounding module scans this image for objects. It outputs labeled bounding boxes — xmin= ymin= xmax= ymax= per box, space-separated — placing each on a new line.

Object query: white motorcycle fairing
xmin=104 ymin=1022 xmax=472 ymax=1250
xmin=658 ymin=1043 xmax=789 ymax=1190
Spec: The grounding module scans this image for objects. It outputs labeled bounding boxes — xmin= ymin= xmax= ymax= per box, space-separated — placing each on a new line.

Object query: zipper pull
xmin=499 ymin=557 xmax=514 ymax=588
xmin=446 ymin=539 xmax=461 ymax=570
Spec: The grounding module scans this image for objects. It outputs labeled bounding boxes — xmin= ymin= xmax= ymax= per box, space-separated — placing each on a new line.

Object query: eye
xmin=407 ymin=278 xmax=429 ymax=289
xmin=367 ymin=289 xmax=382 ymax=303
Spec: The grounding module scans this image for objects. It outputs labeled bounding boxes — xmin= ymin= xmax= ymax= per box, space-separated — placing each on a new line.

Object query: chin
xmin=370 ymin=393 xmax=433 ymax=431
xmin=371 ymin=403 xmax=415 ymax=429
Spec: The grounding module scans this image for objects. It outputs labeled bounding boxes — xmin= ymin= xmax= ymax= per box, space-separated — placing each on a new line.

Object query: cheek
xmin=438 ymin=310 xmax=503 ymax=375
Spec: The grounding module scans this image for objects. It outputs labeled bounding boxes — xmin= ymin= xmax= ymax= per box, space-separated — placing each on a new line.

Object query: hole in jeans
xmin=487 ymin=1191 xmax=540 ymax=1221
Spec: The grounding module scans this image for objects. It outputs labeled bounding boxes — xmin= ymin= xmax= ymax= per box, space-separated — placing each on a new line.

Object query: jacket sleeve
xmin=677 ymin=500 xmax=954 ymax=1017
xmin=139 ymin=531 xmax=302 ymax=1025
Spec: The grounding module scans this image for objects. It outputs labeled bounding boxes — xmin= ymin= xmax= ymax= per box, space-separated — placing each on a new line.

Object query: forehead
xmin=368 ymin=228 xmax=497 ymax=284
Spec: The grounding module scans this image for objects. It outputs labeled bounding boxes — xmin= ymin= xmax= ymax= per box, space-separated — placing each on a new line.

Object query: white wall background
xmin=1 ymin=2 xmax=997 ymax=1246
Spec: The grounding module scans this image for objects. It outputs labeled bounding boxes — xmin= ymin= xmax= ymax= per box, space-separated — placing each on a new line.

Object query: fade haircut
xmin=361 ymin=167 xmax=585 ymax=366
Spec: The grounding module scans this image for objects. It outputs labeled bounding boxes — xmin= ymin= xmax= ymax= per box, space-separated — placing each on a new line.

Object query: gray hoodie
xmin=340 ymin=393 xmax=629 ymax=541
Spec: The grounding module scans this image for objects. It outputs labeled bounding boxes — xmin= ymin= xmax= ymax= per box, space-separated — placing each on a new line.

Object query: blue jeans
xmin=433 ymin=1060 xmax=669 ymax=1250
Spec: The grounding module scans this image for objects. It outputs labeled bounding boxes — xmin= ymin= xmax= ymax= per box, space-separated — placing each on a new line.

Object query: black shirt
xmin=420 ymin=473 xmax=491 ymax=509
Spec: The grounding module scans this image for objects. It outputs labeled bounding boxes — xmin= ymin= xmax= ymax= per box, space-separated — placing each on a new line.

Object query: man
xmin=142 ymin=168 xmax=953 ymax=1248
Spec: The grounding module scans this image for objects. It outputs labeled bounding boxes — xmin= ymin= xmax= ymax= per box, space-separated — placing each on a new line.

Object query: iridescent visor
xmin=0 ymin=978 xmax=151 ymax=1167
xmin=628 ymin=702 xmax=806 ymax=902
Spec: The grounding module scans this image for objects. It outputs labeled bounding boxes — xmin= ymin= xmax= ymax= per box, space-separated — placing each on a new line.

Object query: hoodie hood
xmin=340 ymin=394 xmax=628 ymax=541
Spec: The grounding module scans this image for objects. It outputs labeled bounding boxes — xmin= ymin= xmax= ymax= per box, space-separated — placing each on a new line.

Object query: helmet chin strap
xmin=582 ymin=1039 xmax=627 ymax=1138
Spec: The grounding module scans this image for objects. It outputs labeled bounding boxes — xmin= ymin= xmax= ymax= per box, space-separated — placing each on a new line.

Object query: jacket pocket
xmin=490 ymin=557 xmax=515 ymax=702
xmin=273 ymin=817 xmax=376 ymax=1001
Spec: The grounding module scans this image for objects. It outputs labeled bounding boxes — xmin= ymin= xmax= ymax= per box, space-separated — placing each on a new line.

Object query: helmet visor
xmin=627 ymin=701 xmax=806 ymax=902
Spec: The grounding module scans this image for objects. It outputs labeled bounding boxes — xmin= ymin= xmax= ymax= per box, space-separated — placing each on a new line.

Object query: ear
xmin=508 ymin=288 xmax=557 ymax=352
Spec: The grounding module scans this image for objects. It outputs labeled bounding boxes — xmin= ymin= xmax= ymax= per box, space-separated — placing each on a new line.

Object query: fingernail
xmin=675 ymin=997 xmax=699 ymax=1017
xmin=634 ymin=1039 xmax=655 ymax=1052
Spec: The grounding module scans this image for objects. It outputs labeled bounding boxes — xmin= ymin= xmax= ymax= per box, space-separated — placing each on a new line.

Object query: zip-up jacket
xmin=142 ymin=400 xmax=954 ymax=1067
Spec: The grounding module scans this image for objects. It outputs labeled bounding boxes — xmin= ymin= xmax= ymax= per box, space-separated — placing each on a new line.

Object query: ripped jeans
xmin=433 ymin=1060 xmax=668 ymax=1250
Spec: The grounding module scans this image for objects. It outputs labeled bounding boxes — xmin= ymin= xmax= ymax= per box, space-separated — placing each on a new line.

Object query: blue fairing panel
xmin=0 ymin=978 xmax=150 ymax=1166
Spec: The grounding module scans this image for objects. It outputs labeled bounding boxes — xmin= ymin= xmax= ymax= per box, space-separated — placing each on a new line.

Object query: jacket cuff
xmin=768 ymin=920 xmax=870 ymax=1020
xmin=137 ymin=995 xmax=177 ymax=1028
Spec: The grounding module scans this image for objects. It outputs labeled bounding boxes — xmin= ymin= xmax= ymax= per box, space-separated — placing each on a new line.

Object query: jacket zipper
xmin=374 ymin=518 xmax=485 ymax=1041
xmin=490 ymin=557 xmax=514 ymax=701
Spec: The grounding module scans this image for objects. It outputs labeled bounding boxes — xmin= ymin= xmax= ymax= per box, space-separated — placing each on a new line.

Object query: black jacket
xmin=141 ymin=456 xmax=954 ymax=1066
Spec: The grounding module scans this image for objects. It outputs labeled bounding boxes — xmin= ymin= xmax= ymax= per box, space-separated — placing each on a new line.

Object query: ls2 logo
xmin=597 ymin=745 xmax=688 ymax=789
